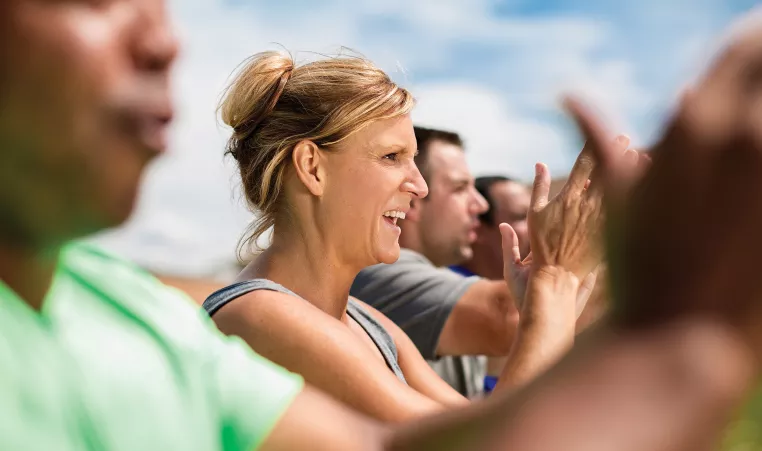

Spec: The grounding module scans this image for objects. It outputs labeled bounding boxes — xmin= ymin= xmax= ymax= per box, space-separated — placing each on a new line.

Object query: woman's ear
xmin=292 ymin=140 xmax=325 ymax=196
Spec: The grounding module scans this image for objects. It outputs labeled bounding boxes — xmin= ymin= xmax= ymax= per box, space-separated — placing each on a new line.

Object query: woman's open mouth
xmin=382 ymin=210 xmax=406 ymax=228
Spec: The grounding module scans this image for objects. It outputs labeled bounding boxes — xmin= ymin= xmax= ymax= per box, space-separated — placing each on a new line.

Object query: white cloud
xmin=412 ymin=82 xmax=571 ymax=180
xmin=90 ymin=0 xmax=749 ymax=277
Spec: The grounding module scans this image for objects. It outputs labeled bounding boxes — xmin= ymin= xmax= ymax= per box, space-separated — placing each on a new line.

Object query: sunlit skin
xmin=242 ymin=114 xmax=428 ymax=320
xmin=2 ymin=0 xmax=761 ymax=449
xmin=0 ymin=0 xmax=177 ymax=309
xmin=315 ymin=114 xmax=429 ymax=268
xmin=219 ymin=111 xmax=615 ymax=423
xmin=401 ymin=140 xmax=488 ymax=267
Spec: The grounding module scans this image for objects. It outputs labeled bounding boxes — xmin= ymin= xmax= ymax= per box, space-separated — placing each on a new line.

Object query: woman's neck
xmin=242 ymin=230 xmax=361 ymax=321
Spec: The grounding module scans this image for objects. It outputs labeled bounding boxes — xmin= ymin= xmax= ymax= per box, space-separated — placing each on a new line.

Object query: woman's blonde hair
xmin=219 ymin=50 xmax=415 ymax=255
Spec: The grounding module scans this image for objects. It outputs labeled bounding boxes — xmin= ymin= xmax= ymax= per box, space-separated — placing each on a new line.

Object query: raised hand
xmin=526 ymin=141 xmax=616 ymax=279
xmin=501 ymin=224 xmax=597 ymax=318
xmin=500 ymin=139 xmax=650 ymax=314
xmin=565 ymin=11 xmax=762 ymax=356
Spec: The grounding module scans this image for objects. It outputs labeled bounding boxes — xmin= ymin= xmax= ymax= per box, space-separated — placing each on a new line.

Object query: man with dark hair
xmin=453 ymin=176 xmax=531 ymax=279
xmin=447 ymin=175 xmax=531 ymax=392
xmin=407 ymin=126 xmax=481 ymax=267
xmin=412 ymin=127 xmax=463 ymax=177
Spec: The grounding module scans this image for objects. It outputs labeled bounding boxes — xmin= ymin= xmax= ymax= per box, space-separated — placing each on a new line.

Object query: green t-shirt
xmin=0 ymin=243 xmax=303 ymax=451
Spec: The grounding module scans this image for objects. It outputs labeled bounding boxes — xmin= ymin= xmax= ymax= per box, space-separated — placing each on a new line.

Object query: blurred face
xmin=416 ymin=141 xmax=488 ymax=267
xmin=489 ymin=180 xmax=531 ymax=258
xmin=319 ymin=114 xmax=428 ymax=266
xmin=0 ymin=0 xmax=177 ymax=247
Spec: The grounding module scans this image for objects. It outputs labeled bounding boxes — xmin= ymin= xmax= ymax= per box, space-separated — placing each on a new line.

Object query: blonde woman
xmin=204 ymin=51 xmax=610 ymax=422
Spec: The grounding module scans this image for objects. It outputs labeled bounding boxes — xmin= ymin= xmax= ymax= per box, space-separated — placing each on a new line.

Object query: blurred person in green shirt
xmin=0 ymin=1 xmax=303 ymax=450
xmin=2 ymin=0 xmax=762 ymax=450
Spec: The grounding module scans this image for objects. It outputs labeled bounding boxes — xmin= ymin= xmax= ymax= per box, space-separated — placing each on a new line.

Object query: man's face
xmin=416 ymin=140 xmax=488 ymax=267
xmin=0 ymin=0 xmax=177 ymax=246
xmin=489 ymin=180 xmax=531 ymax=258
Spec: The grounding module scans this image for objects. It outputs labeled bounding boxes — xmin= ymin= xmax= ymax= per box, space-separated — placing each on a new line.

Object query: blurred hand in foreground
xmin=566 ymin=10 xmax=762 ymax=361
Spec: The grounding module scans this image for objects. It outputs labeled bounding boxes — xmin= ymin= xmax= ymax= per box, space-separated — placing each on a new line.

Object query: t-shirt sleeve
xmin=350 ymin=256 xmax=479 ymax=360
xmin=162 ymin=285 xmax=303 ymax=451
xmin=206 ymin=334 xmax=304 ymax=451
xmin=63 ymin=243 xmax=303 ymax=451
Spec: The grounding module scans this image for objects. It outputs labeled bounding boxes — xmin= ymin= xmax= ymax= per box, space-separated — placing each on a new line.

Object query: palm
xmin=500 ymin=139 xmax=643 ymax=317
xmin=503 ymin=247 xmax=597 ymax=317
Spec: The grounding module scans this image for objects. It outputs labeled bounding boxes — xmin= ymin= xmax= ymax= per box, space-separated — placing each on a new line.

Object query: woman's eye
xmin=383 ymin=152 xmax=398 ymax=161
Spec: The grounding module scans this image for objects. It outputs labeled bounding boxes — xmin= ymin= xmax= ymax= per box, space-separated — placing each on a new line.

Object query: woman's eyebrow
xmin=378 ymin=143 xmax=406 ymax=152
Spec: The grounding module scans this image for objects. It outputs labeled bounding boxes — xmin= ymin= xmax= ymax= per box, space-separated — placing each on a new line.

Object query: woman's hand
xmin=501 ymin=226 xmax=598 ymax=319
xmin=502 ymin=139 xmax=647 ymax=315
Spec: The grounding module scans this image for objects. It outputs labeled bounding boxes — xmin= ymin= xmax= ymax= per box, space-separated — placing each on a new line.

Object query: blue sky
xmin=94 ymin=0 xmax=759 ymax=277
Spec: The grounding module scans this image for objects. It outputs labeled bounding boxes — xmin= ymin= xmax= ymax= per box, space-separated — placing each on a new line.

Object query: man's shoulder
xmin=361 ymin=248 xmax=434 ymax=273
xmin=62 ymin=242 xmax=153 ymax=278
xmin=353 ymin=247 xmax=476 ymax=295
xmin=58 ymin=242 xmax=200 ymax=325
xmin=397 ymin=248 xmax=434 ymax=265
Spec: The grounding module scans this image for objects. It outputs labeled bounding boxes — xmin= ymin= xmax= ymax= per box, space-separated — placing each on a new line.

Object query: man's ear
xmin=292 ymin=140 xmax=325 ymax=196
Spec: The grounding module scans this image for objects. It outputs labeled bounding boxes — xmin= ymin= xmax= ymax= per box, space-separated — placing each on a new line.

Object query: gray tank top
xmin=203 ymin=279 xmax=407 ymax=384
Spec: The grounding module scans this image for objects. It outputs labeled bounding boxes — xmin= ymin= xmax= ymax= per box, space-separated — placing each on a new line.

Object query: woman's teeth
xmin=383 ymin=210 xmax=405 ymax=225
xmin=383 ymin=210 xmax=406 ymax=219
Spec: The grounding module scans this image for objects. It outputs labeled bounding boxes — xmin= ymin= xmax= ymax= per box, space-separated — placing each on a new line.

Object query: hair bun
xmin=219 ymin=51 xmax=294 ymax=135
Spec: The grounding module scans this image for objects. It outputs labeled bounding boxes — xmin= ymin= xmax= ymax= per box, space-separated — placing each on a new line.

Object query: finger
xmin=624 ymin=148 xmax=639 ymax=164
xmin=564 ymin=96 xmax=628 ymax=206
xmin=608 ymin=148 xmax=648 ymax=198
xmin=615 ymin=134 xmax=631 ymax=152
xmin=677 ymin=85 xmax=694 ymax=108
xmin=586 ymin=137 xmax=633 ymax=200
xmin=635 ymin=152 xmax=652 ymax=183
xmin=500 ymin=223 xmax=521 ymax=265
xmin=522 ymin=251 xmax=533 ymax=265
xmin=579 ymin=271 xmax=598 ymax=298
xmin=625 ymin=149 xmax=648 ymax=184
xmin=686 ymin=12 xmax=762 ymax=142
xmin=576 ymin=271 xmax=599 ymax=318
xmin=567 ymin=133 xmax=627 ymax=196
xmin=711 ymin=10 xmax=762 ymax=82
xmin=530 ymin=163 xmax=552 ymax=212
xmin=564 ymin=143 xmax=597 ymax=196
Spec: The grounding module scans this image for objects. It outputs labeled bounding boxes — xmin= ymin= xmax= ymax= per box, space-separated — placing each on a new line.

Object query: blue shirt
xmin=449 ymin=266 xmax=475 ymax=277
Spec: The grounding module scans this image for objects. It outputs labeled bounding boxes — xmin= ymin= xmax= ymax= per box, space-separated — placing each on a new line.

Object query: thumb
xmin=500 ymin=223 xmax=521 ymax=268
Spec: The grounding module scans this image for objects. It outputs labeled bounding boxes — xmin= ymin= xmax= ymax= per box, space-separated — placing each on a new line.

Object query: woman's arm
xmin=260 ymin=320 xmax=753 ymax=451
xmin=494 ymin=267 xmax=579 ymax=391
xmin=212 ymin=290 xmax=446 ymax=423
xmin=356 ymin=298 xmax=470 ymax=407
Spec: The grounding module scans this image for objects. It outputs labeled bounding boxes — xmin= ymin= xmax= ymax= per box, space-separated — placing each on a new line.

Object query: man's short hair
xmin=474 ymin=175 xmax=514 ymax=225
xmin=413 ymin=126 xmax=464 ymax=183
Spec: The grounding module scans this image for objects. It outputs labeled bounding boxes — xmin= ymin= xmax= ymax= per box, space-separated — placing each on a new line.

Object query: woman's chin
xmin=375 ymin=244 xmax=401 ymax=265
